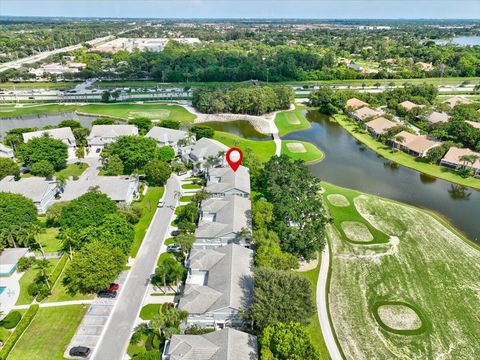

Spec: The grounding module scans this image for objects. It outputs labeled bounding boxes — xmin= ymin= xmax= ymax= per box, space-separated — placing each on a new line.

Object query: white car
xmin=158 ymin=200 xmax=165 ymax=208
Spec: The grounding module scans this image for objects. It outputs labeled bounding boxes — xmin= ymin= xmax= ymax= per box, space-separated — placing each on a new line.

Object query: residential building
xmin=352 ymin=107 xmax=383 ymax=121
xmin=205 ymin=166 xmax=250 ymax=198
xmin=180 ymin=138 xmax=229 ymax=174
xmin=417 ymin=62 xmax=434 ymax=71
xmin=466 ymin=120 xmax=480 ymax=130
xmin=399 ymin=100 xmax=425 ymax=111
xmin=87 ymin=125 xmax=138 ymax=156
xmin=0 ymin=143 xmax=14 ymax=159
xmin=0 ymin=248 xmax=29 ymax=277
xmin=146 ymin=126 xmax=194 ymax=151
xmin=178 ymin=244 xmax=254 ymax=329
xmin=22 ymin=127 xmax=77 ymax=159
xmin=347 ymin=62 xmax=363 ymax=72
xmin=365 ymin=117 xmax=399 ymax=138
xmin=0 ymin=176 xmax=60 ymax=213
xmin=440 ymin=147 xmax=480 ymax=176
xmin=194 ymin=195 xmax=251 ymax=248
xmin=346 ymin=97 xmax=369 ymax=110
xmin=443 ymin=96 xmax=473 ymax=108
xmin=424 ymin=111 xmax=450 ymax=125
xmin=59 ymin=176 xmax=139 ymax=204
xmin=390 ymin=131 xmax=441 ymax=157
xmin=163 ymin=328 xmax=258 ymax=360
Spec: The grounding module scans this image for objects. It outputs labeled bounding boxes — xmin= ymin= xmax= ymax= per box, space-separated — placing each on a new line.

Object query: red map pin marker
xmin=226 ymin=147 xmax=243 ymax=172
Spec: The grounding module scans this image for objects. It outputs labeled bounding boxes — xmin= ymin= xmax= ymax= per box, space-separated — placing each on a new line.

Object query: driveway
xmin=92 ymin=175 xmax=181 ymax=360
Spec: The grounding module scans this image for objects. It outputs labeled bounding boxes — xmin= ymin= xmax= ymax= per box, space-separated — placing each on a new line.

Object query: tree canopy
xmin=103 ymin=136 xmax=159 ymax=173
xmin=0 ymin=192 xmax=38 ymax=232
xmin=144 ymin=160 xmax=171 ymax=186
xmin=17 ymin=135 xmax=68 ymax=170
xmin=0 ymin=158 xmax=19 ymax=180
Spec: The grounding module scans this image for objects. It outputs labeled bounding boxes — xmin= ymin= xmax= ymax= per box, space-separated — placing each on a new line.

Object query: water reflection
xmin=448 ymin=185 xmax=472 ymax=201
xmin=202 ymin=120 xmax=271 ymax=141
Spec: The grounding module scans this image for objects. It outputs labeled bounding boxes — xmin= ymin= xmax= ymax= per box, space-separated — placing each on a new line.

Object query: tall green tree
xmin=17 ymin=135 xmax=68 ymax=170
xmin=0 ymin=158 xmax=19 ymax=180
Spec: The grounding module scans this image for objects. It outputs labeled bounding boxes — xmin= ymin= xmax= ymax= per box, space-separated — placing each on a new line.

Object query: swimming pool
xmin=0 ymin=287 xmax=5 ymax=295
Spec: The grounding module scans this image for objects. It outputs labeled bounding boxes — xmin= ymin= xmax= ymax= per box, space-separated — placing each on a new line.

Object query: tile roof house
xmin=163 ymin=328 xmax=258 ymax=360
xmin=365 ymin=117 xmax=399 ymax=137
xmin=346 ymin=98 xmax=369 ymax=110
xmin=417 ymin=62 xmax=434 ymax=71
xmin=390 ymin=131 xmax=441 ymax=157
xmin=399 ymin=100 xmax=425 ymax=111
xmin=424 ymin=111 xmax=450 ymax=125
xmin=440 ymin=147 xmax=480 ymax=176
xmin=466 ymin=120 xmax=480 ymax=130
xmin=178 ymin=244 xmax=254 ymax=329
xmin=0 ymin=143 xmax=14 ymax=159
xmin=59 ymin=176 xmax=139 ymax=204
xmin=180 ymin=138 xmax=229 ymax=174
xmin=0 ymin=176 xmax=60 ymax=213
xmin=352 ymin=107 xmax=383 ymax=121
xmin=23 ymin=127 xmax=77 ymax=159
xmin=194 ymin=196 xmax=251 ymax=248
xmin=146 ymin=126 xmax=194 ymax=151
xmin=87 ymin=125 xmax=138 ymax=157
xmin=443 ymin=96 xmax=473 ymax=108
xmin=205 ymin=166 xmax=250 ymax=198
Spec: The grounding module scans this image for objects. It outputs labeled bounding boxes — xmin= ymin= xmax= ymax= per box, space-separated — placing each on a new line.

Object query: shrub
xmin=48 ymin=254 xmax=68 ymax=288
xmin=0 ymin=304 xmax=39 ymax=360
xmin=17 ymin=257 xmax=34 ymax=272
xmin=0 ymin=311 xmax=21 ymax=329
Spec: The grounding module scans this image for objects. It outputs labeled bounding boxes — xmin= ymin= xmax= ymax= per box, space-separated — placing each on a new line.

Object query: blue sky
xmin=1 ymin=1 xmax=480 ymax=19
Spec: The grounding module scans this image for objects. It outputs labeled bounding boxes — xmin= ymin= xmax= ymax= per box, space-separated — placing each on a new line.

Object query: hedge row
xmin=36 ymin=254 xmax=68 ymax=302
xmin=0 ymin=304 xmax=39 ymax=360
xmin=0 ymin=311 xmax=21 ymax=329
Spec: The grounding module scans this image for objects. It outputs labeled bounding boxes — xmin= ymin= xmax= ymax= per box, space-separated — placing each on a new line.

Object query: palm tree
xmin=149 ymin=304 xmax=188 ymax=340
xmin=1 ymin=228 xmax=17 ymax=248
xmin=58 ymin=228 xmax=76 ymax=260
xmin=459 ymin=154 xmax=479 ymax=169
xmin=34 ymin=258 xmax=52 ymax=290
xmin=27 ymin=224 xmax=45 ymax=258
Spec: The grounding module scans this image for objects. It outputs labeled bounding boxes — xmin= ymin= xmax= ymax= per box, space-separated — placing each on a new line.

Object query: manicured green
xmin=275 ymin=107 xmax=311 ymax=136
xmin=334 ymin=114 xmax=480 ymax=190
xmin=281 ymin=140 xmax=324 ymax=163
xmin=139 ymin=304 xmax=161 ymax=321
xmin=213 ymin=131 xmax=276 ymax=163
xmin=16 ymin=258 xmax=60 ymax=305
xmin=7 ymin=305 xmax=87 ymax=360
xmin=322 ymin=182 xmax=480 ymax=358
xmin=55 ymin=162 xmax=88 ymax=178
xmin=130 ymin=186 xmax=165 ymax=257
xmin=297 ymin=263 xmax=330 ymax=360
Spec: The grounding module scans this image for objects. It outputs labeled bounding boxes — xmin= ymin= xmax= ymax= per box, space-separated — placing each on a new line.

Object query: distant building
xmin=466 ymin=120 xmax=480 ymax=130
xmin=440 ymin=147 xmax=480 ymax=176
xmin=178 ymin=244 xmax=254 ymax=329
xmin=442 ymin=96 xmax=473 ymax=108
xmin=87 ymin=125 xmax=138 ymax=156
xmin=347 ymin=62 xmax=363 ymax=72
xmin=195 ymin=195 xmax=251 ymax=248
xmin=145 ymin=126 xmax=194 ymax=151
xmin=424 ymin=111 xmax=450 ymax=125
xmin=352 ymin=107 xmax=383 ymax=121
xmin=205 ymin=166 xmax=250 ymax=198
xmin=365 ymin=117 xmax=399 ymax=138
xmin=0 ymin=143 xmax=14 ymax=159
xmin=399 ymin=100 xmax=425 ymax=111
xmin=346 ymin=98 xmax=369 ymax=110
xmin=94 ymin=37 xmax=200 ymax=53
xmin=23 ymin=127 xmax=77 ymax=159
xmin=390 ymin=131 xmax=441 ymax=157
xmin=417 ymin=62 xmax=434 ymax=71
xmin=0 ymin=176 xmax=60 ymax=213
xmin=163 ymin=328 xmax=258 ymax=360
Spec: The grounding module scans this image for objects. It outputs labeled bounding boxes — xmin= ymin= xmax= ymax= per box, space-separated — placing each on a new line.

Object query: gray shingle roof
xmin=205 ymin=166 xmax=250 ymax=195
xmin=178 ymin=244 xmax=253 ymax=314
xmin=22 ymin=127 xmax=76 ymax=144
xmin=146 ymin=126 xmax=189 ymax=143
xmin=185 ymin=138 xmax=228 ymax=161
xmin=195 ymin=196 xmax=251 ymax=239
xmin=87 ymin=125 xmax=138 ymax=144
xmin=0 ymin=176 xmax=58 ymax=203
xmin=166 ymin=328 xmax=258 ymax=360
xmin=60 ymin=176 xmax=137 ymax=202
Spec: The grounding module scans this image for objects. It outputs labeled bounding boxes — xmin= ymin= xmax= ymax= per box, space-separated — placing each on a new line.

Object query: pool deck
xmin=0 ymin=272 xmax=22 ymax=319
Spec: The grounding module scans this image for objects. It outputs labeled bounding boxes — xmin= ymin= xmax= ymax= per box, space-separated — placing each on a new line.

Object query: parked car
xmin=108 ymin=283 xmax=120 ymax=291
xmin=69 ymin=346 xmax=90 ymax=358
xmin=166 ymin=244 xmax=182 ymax=253
xmin=158 ymin=200 xmax=165 ymax=208
xmin=97 ymin=290 xmax=117 ymax=298
xmin=171 ymin=230 xmax=180 ymax=237
xmin=177 ymin=170 xmax=187 ymax=176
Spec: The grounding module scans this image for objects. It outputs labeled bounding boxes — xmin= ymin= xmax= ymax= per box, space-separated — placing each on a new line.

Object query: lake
xmin=202 ymin=120 xmax=272 ymax=141
xmin=282 ymin=111 xmax=480 ymax=242
xmin=0 ymin=112 xmax=98 ymax=136
xmin=435 ymin=36 xmax=480 ymax=46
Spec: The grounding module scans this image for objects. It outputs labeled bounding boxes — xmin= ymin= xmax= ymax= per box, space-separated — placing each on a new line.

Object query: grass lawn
xmin=130 ymin=186 xmax=165 ymax=257
xmin=281 ymin=140 xmax=324 ymax=163
xmin=55 ymin=162 xmax=88 ymax=178
xmin=181 ymin=183 xmax=201 ymax=190
xmin=139 ymin=304 xmax=162 ymax=321
xmin=45 ymin=261 xmax=95 ymax=303
xmin=0 ymin=82 xmax=79 ymax=90
xmin=322 ymin=182 xmax=480 ymax=358
xmin=16 ymin=258 xmax=60 ymax=305
xmin=157 ymin=252 xmax=174 ymax=266
xmin=179 ymin=195 xmax=193 ymax=202
xmin=297 ymin=263 xmax=330 ymax=360
xmin=7 ymin=305 xmax=87 ymax=360
xmin=275 ymin=107 xmax=311 ymax=136
xmin=164 ymin=237 xmax=175 ymax=245
xmin=213 ymin=131 xmax=276 ymax=163
xmin=0 ymin=104 xmax=80 ymax=118
xmin=334 ymin=114 xmax=480 ymax=190
xmin=37 ymin=227 xmax=61 ymax=253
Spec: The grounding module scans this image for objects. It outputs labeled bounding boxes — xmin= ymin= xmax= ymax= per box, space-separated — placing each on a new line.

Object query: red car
xmin=108 ymin=283 xmax=120 ymax=291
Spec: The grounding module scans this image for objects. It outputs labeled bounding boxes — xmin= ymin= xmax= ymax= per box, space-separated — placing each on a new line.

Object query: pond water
xmin=0 ymin=112 xmax=98 ymax=136
xmin=202 ymin=120 xmax=272 ymax=141
xmin=435 ymin=36 xmax=480 ymax=46
xmin=282 ymin=110 xmax=480 ymax=242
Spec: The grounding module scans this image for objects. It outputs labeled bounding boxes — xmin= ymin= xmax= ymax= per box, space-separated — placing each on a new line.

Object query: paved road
xmin=317 ymin=240 xmax=343 ymax=360
xmin=93 ymin=175 xmax=181 ymax=360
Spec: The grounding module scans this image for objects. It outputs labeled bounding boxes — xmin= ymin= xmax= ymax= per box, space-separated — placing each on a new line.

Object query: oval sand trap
xmin=286 ymin=142 xmax=307 ymax=153
xmin=377 ymin=304 xmax=422 ymax=331
xmin=341 ymin=221 xmax=374 ymax=242
xmin=327 ymin=194 xmax=350 ymax=207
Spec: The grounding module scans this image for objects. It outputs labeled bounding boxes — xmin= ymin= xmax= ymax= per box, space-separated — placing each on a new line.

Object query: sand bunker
xmin=286 ymin=113 xmax=301 ymax=124
xmin=377 ymin=304 xmax=422 ymax=331
xmin=286 ymin=142 xmax=307 ymax=153
xmin=341 ymin=221 xmax=374 ymax=242
xmin=327 ymin=194 xmax=350 ymax=207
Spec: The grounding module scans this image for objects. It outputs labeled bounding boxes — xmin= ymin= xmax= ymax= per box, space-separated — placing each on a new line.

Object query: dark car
xmin=166 ymin=244 xmax=181 ymax=253
xmin=97 ymin=290 xmax=117 ymax=298
xmin=69 ymin=346 xmax=90 ymax=358
xmin=171 ymin=230 xmax=180 ymax=237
